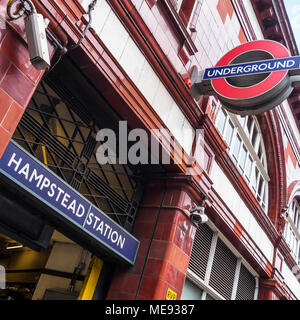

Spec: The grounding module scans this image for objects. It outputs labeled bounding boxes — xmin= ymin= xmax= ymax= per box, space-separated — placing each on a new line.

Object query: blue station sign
xmin=0 ymin=140 xmax=140 ymax=265
xmin=203 ymin=56 xmax=300 ymax=80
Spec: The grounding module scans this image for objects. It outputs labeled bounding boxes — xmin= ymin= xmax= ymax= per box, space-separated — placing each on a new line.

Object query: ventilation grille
xmin=188 ymin=224 xmax=256 ymax=300
xmin=209 ymin=238 xmax=237 ymax=300
xmin=235 ymin=264 xmax=256 ymax=300
xmin=189 ymin=223 xmax=213 ymax=280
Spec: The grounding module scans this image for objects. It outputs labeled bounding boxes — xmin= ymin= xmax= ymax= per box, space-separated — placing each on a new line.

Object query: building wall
xmin=0 ymin=0 xmax=299 ymax=299
xmin=0 ymin=1 xmax=55 ymax=157
xmin=81 ymin=0 xmax=195 ymax=154
xmin=279 ymin=100 xmax=300 ymax=191
xmin=210 ymin=161 xmax=274 ymax=263
xmin=282 ymin=260 xmax=300 ymax=300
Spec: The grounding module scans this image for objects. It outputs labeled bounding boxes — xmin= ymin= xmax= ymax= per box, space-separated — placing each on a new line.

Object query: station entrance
xmin=0 ymin=56 xmax=144 ymax=300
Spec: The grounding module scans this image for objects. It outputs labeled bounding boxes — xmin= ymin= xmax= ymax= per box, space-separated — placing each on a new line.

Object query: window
xmin=181 ymin=278 xmax=217 ymax=300
xmin=181 ymin=278 xmax=204 ymax=300
xmin=161 ymin=0 xmax=199 ymax=55
xmin=284 ymin=199 xmax=300 ymax=264
xmin=170 ymin=0 xmax=203 ymax=30
xmin=185 ymin=223 xmax=257 ymax=300
xmin=170 ymin=0 xmax=184 ymax=11
xmin=216 ymin=109 xmax=269 ymax=212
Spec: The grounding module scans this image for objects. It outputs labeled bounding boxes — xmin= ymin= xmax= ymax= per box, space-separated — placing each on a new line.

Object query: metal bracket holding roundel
xmin=190 ymin=40 xmax=300 ymax=116
xmin=190 ymin=65 xmax=215 ymax=99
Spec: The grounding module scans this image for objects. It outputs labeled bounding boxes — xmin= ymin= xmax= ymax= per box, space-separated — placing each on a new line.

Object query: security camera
xmin=7 ymin=1 xmax=50 ymax=69
xmin=25 ymin=12 xmax=50 ymax=70
xmin=189 ymin=205 xmax=208 ymax=224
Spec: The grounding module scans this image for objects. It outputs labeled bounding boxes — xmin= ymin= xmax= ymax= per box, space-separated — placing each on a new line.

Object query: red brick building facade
xmin=0 ymin=0 xmax=299 ymax=300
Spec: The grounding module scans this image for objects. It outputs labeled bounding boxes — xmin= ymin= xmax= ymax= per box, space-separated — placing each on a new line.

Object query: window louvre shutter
xmin=235 ymin=264 xmax=256 ymax=300
xmin=188 ymin=224 xmax=257 ymax=300
xmin=209 ymin=238 xmax=237 ymax=300
xmin=189 ymin=223 xmax=214 ymax=280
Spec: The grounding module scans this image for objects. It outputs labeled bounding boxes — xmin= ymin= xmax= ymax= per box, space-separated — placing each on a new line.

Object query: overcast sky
xmin=284 ymin=0 xmax=300 ymax=52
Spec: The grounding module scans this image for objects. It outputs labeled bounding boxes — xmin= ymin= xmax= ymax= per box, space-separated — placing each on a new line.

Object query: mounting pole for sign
xmin=189 ymin=66 xmax=214 ymax=100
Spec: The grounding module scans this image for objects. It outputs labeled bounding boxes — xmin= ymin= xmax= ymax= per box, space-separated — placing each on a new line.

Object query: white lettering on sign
xmin=205 ymin=58 xmax=298 ymax=79
xmin=7 ymin=153 xmax=86 ymax=218
xmin=86 ymin=212 xmax=126 ymax=249
xmin=0 ymin=142 xmax=139 ymax=265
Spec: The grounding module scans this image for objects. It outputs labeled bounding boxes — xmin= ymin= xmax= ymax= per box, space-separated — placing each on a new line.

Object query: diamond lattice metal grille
xmin=13 ymin=79 xmax=143 ymax=232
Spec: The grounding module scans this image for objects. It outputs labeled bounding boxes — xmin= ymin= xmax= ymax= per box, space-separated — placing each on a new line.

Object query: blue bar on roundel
xmin=203 ymin=56 xmax=300 ymax=80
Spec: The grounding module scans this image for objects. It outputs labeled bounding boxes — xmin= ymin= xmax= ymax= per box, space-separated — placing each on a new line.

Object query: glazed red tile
xmin=0 ymin=125 xmax=11 ymax=158
xmin=1 ymin=31 xmax=31 ymax=74
xmin=0 ymin=51 xmax=11 ymax=81
xmin=1 ymin=101 xmax=24 ymax=134
xmin=0 ymin=64 xmax=35 ymax=107
xmin=0 ymin=88 xmax=12 ymax=121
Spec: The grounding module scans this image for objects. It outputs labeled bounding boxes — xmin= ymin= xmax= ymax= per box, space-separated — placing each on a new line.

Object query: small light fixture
xmin=189 ymin=195 xmax=208 ymax=224
xmin=184 ymin=77 xmax=193 ymax=89
xmin=6 ymin=243 xmax=23 ymax=250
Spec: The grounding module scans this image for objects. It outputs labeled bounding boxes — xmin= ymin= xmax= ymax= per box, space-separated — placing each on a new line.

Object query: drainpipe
xmin=134 ymin=180 xmax=167 ymax=300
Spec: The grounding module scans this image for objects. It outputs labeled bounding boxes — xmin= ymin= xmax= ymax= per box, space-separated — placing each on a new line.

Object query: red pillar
xmin=106 ymin=179 xmax=200 ymax=300
xmin=258 ymin=279 xmax=281 ymax=300
xmin=0 ymin=5 xmax=54 ymax=158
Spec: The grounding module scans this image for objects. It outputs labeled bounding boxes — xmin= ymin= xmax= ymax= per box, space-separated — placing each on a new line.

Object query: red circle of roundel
xmin=211 ymin=40 xmax=290 ymax=100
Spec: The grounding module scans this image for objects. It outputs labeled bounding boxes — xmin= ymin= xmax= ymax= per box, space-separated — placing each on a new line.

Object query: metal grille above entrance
xmin=13 ymin=77 xmax=143 ymax=233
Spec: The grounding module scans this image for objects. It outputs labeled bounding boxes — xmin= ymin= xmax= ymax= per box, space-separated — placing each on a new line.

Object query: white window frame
xmin=170 ymin=0 xmax=184 ymax=11
xmin=183 ymin=222 xmax=259 ymax=300
xmin=284 ymin=199 xmax=300 ymax=264
xmin=216 ymin=110 xmax=270 ymax=212
xmin=170 ymin=0 xmax=200 ymax=30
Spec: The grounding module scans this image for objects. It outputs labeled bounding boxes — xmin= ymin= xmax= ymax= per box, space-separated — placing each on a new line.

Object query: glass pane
xmin=232 ymin=156 xmax=238 ymax=165
xmin=258 ymin=176 xmax=264 ymax=196
xmin=260 ymin=155 xmax=265 ymax=168
xmin=238 ymin=115 xmax=247 ymax=128
xmin=292 ymin=234 xmax=297 ymax=255
xmin=233 ymin=135 xmax=242 ymax=159
xmin=246 ymin=117 xmax=253 ymax=137
xmin=283 ymin=222 xmax=287 ymax=238
xmin=224 ymin=121 xmax=234 ymax=146
xmin=285 ymin=225 xmax=290 ymax=245
xmin=252 ymin=168 xmax=259 ymax=191
xmin=181 ymin=279 xmax=203 ymax=300
xmin=206 ymin=294 xmax=215 ymax=300
xmin=290 ymin=204 xmax=295 ymax=223
xmin=239 ymin=146 xmax=247 ymax=170
xmin=294 ymin=211 xmax=298 ymax=226
xmin=251 ymin=125 xmax=258 ymax=148
xmin=257 ymin=145 xmax=262 ymax=160
xmin=216 ymin=109 xmax=227 ymax=135
xmin=263 ymin=183 xmax=267 ymax=203
xmin=288 ymin=226 xmax=292 ymax=246
xmin=245 ymin=156 xmax=253 ymax=178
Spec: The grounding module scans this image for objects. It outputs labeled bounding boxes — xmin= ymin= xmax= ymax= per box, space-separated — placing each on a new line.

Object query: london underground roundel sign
xmin=190 ymin=40 xmax=300 ymax=115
